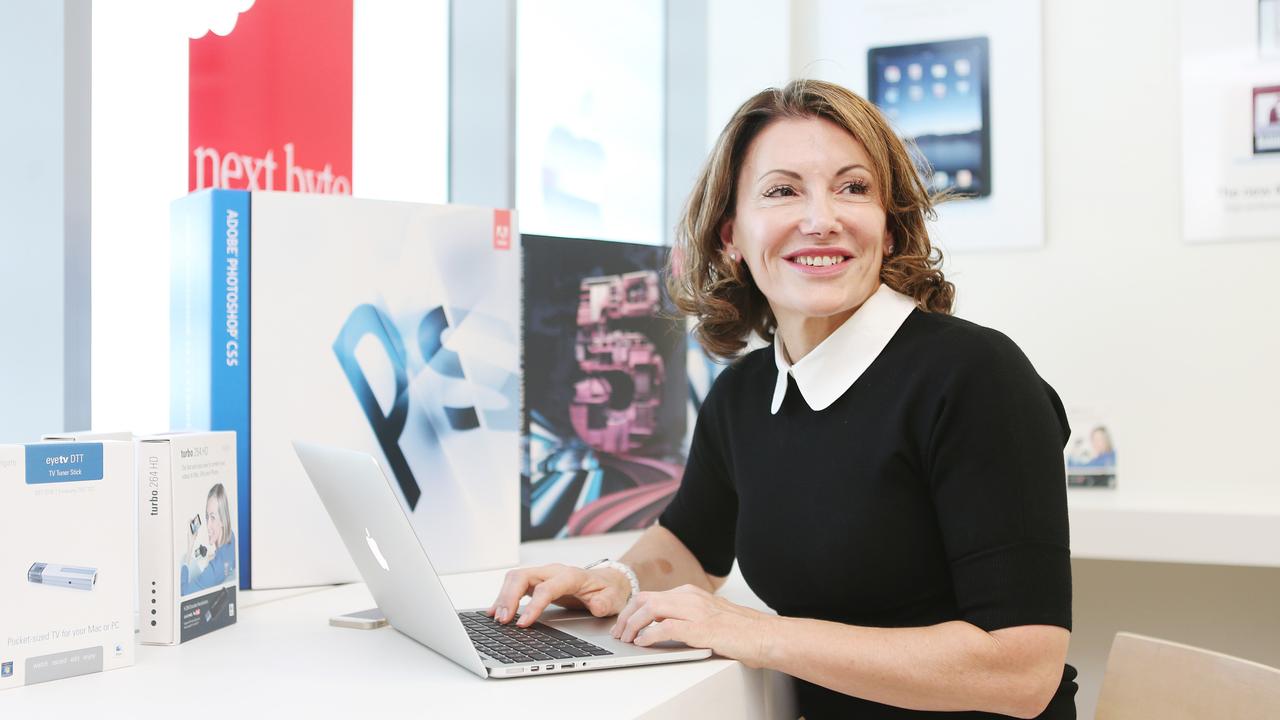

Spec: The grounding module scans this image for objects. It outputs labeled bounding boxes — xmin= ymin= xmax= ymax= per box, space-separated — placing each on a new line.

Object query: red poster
xmin=189 ymin=0 xmax=353 ymax=194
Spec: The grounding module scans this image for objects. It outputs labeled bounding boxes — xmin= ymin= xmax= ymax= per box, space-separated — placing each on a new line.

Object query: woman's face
xmin=206 ymin=496 xmax=224 ymax=547
xmin=1090 ymin=429 xmax=1111 ymax=455
xmin=721 ymin=116 xmax=891 ymax=332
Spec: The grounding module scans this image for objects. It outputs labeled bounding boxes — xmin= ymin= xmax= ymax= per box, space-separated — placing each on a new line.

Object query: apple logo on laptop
xmin=365 ymin=528 xmax=390 ymax=571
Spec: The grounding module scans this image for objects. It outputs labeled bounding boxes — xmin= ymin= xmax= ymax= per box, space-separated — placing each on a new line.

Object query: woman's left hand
xmin=610 ymin=584 xmax=777 ymax=668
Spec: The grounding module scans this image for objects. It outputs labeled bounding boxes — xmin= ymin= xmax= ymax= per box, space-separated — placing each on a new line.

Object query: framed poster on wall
xmin=1181 ymin=0 xmax=1280 ymax=243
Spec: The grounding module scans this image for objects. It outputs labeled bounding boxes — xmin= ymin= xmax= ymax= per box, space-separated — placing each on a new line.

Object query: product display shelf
xmin=1068 ymin=488 xmax=1280 ymax=568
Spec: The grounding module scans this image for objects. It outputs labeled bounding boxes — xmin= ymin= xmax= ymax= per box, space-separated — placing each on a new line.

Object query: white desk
xmin=1068 ymin=489 xmax=1280 ymax=567
xmin=0 ymin=533 xmax=797 ymax=719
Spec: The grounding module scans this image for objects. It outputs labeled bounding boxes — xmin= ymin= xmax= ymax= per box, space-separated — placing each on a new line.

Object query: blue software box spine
xmin=171 ymin=189 xmax=251 ymax=589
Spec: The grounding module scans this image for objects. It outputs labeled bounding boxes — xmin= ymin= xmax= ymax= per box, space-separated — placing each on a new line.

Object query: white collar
xmin=771 ymin=284 xmax=917 ymax=414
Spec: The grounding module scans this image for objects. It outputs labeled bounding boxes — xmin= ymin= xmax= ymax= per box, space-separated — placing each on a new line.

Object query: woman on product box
xmin=181 ymin=483 xmax=237 ymax=595
xmin=489 ymin=79 xmax=1075 ymax=719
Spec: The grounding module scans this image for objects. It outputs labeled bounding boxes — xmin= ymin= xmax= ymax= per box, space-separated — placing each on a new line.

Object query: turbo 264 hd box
xmin=137 ymin=431 xmax=238 ymax=644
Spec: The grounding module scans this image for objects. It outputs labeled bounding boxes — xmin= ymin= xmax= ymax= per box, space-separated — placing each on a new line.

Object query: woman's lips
xmin=784 ymin=253 xmax=852 ymax=275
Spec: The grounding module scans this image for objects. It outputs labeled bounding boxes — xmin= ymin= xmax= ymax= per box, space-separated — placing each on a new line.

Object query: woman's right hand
xmin=487 ymin=563 xmax=632 ymax=628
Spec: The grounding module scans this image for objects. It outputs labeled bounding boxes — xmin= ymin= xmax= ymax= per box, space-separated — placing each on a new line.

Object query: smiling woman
xmin=489 ymin=80 xmax=1075 ymax=720
xmin=720 ymin=117 xmax=895 ymax=361
xmin=669 ymin=79 xmax=953 ymax=360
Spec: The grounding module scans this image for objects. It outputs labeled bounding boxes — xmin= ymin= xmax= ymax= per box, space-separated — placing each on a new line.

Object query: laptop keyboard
xmin=458 ymin=610 xmax=615 ymax=666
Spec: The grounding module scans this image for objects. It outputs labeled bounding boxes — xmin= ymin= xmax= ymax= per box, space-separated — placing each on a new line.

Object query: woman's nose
xmin=800 ymin=194 xmax=841 ymax=237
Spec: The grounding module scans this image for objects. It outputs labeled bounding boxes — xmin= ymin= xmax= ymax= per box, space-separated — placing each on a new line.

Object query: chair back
xmin=1095 ymin=632 xmax=1280 ymax=720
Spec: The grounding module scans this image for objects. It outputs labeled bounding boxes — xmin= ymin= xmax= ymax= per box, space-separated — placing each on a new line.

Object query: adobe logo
xmin=493 ymin=209 xmax=512 ymax=250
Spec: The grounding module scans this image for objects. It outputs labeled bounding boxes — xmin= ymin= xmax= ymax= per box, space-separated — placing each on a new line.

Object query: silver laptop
xmin=293 ymin=441 xmax=712 ymax=678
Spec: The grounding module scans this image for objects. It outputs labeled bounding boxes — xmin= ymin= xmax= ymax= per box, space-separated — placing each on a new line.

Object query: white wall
xmin=663 ymin=0 xmax=792 ymax=246
xmin=91 ymin=2 xmax=188 ymax=435
xmin=790 ymin=0 xmax=1280 ymax=716
xmin=353 ymin=0 xmax=450 ymax=205
xmin=705 ymin=0 xmax=792 ymax=149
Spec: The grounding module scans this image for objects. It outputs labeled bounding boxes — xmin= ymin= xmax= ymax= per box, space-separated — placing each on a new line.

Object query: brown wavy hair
xmin=668 ymin=79 xmax=955 ymax=359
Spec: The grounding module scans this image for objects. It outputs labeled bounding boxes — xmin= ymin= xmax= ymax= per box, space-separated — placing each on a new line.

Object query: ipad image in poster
xmin=523 ymin=235 xmax=687 ymax=540
xmin=869 ymin=37 xmax=991 ymax=198
xmin=1254 ymin=85 xmax=1280 ymax=154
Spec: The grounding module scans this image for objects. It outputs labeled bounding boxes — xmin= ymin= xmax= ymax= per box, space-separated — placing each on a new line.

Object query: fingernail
xmin=498 ymin=607 xmax=508 ymax=622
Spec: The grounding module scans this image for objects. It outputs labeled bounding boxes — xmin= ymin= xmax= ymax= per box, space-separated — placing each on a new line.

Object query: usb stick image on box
xmin=28 ymin=563 xmax=98 ymax=591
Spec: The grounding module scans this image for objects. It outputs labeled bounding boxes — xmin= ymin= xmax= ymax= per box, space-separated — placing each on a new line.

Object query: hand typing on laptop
xmin=485 ymin=526 xmax=775 ymax=670
xmin=488 ymin=524 xmax=728 ymax=631
xmin=486 ymin=563 xmax=633 ymax=627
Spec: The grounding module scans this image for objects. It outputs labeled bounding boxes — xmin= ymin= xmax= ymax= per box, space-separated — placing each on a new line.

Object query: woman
xmin=1087 ymin=427 xmax=1116 ymax=467
xmin=181 ymin=482 xmax=237 ymax=595
xmin=490 ymin=80 xmax=1075 ymax=719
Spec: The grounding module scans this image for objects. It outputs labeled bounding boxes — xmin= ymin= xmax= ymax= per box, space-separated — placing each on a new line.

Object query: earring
xmin=728 ymin=250 xmax=738 ymax=261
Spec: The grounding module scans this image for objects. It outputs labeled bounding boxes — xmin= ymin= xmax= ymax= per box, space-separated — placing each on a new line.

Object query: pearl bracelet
xmin=583 ymin=559 xmax=640 ymax=603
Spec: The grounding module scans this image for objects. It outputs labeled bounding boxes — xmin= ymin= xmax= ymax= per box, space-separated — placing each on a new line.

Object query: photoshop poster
xmin=523 ymin=235 xmax=687 ymax=540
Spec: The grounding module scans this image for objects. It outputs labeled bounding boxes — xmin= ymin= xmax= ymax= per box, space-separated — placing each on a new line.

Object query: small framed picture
xmin=1065 ymin=411 xmax=1117 ymax=489
xmin=1253 ymin=85 xmax=1280 ymax=154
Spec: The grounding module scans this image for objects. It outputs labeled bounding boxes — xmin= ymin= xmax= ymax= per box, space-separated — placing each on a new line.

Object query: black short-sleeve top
xmin=659 ymin=289 xmax=1077 ymax=719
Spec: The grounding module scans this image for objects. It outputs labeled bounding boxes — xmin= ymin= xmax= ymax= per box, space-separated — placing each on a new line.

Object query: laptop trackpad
xmin=538 ymin=608 xmax=695 ymax=650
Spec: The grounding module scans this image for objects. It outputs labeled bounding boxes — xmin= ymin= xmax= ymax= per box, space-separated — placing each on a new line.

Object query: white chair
xmin=1095 ymin=632 xmax=1280 ymax=719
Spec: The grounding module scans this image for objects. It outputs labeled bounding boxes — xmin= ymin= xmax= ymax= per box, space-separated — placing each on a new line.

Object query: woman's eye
xmin=842 ymin=181 xmax=870 ymax=196
xmin=763 ymin=185 xmax=797 ymax=198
